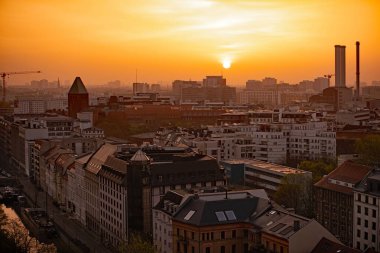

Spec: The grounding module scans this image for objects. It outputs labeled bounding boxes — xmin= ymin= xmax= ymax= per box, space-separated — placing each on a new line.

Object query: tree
xmin=118 ymin=233 xmax=155 ymax=253
xmin=298 ymin=160 xmax=336 ymax=183
xmin=355 ymin=135 xmax=380 ymax=166
xmin=274 ymin=174 xmax=314 ymax=217
xmin=0 ymin=205 xmax=57 ymax=253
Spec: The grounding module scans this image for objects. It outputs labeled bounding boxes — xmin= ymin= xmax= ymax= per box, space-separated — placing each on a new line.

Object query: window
xmin=192 ymin=246 xmax=195 ymax=253
xmin=244 ymin=243 xmax=249 ymax=253
xmin=357 ymin=205 xmax=361 ymax=214
xmin=356 ymin=242 xmax=360 ymax=249
xmin=357 ymin=229 xmax=361 ymax=238
xmin=205 ymin=247 xmax=210 ymax=253
xmin=373 ymin=209 xmax=377 ymax=218
xmin=372 ymin=234 xmax=376 ymax=243
xmin=365 ymin=220 xmax=368 ymax=228
xmin=365 ymin=195 xmax=369 ymax=203
xmin=372 ymin=222 xmax=376 ymax=230
xmin=221 ymin=246 xmax=225 ymax=253
xmin=232 ymin=230 xmax=236 ymax=238
xmin=364 ymin=232 xmax=368 ymax=240
xmin=232 ymin=244 xmax=236 ymax=253
xmin=221 ymin=231 xmax=225 ymax=239
xmin=357 ymin=218 xmax=361 ymax=225
xmin=365 ymin=207 xmax=369 ymax=215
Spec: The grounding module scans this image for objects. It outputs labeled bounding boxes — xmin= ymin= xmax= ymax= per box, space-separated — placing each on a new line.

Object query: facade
xmin=133 ymin=82 xmax=150 ymax=94
xmin=314 ymin=161 xmax=373 ymax=247
xmin=68 ymin=77 xmax=89 ymax=118
xmin=14 ymin=97 xmax=68 ymax=114
xmin=84 ymin=143 xmax=118 ymax=234
xmin=99 ymin=155 xmax=128 ymax=248
xmin=353 ymin=169 xmax=380 ymax=251
xmin=243 ymin=159 xmax=312 ymax=194
xmin=165 ymin=189 xmax=340 ymax=253
xmin=189 ymin=120 xmax=336 ymax=164
xmin=335 ymin=45 xmax=346 ymax=88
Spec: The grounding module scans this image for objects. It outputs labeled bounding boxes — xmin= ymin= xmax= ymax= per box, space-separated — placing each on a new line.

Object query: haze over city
xmin=1 ymin=0 xmax=380 ymax=86
xmin=2 ymin=1 xmax=380 ymax=253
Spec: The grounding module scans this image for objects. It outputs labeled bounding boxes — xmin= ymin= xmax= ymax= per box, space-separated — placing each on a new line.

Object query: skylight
xmin=184 ymin=210 xmax=196 ymax=221
xmin=225 ymin=210 xmax=237 ymax=221
xmin=215 ymin=211 xmax=227 ymax=221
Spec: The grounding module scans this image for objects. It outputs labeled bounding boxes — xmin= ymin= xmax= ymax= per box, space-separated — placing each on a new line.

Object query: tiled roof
xmin=314 ymin=161 xmax=372 ymax=194
xmin=68 ymin=77 xmax=88 ymax=94
xmin=86 ymin=143 xmax=117 ymax=174
xmin=311 ymin=237 xmax=360 ymax=253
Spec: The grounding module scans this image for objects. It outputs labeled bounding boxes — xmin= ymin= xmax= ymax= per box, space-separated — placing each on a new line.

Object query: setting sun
xmin=222 ymin=59 xmax=231 ymax=69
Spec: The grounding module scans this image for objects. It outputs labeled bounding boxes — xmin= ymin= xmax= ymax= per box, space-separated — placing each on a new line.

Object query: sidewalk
xmin=19 ymin=176 xmax=113 ymax=253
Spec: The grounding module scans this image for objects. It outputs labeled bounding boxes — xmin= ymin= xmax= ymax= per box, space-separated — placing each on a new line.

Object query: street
xmin=19 ymin=176 xmax=113 ymax=253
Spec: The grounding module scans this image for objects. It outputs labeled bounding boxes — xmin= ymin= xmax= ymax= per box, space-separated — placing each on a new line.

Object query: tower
xmin=335 ymin=45 xmax=346 ymax=87
xmin=68 ymin=77 xmax=89 ymax=118
xmin=356 ymin=41 xmax=360 ymax=100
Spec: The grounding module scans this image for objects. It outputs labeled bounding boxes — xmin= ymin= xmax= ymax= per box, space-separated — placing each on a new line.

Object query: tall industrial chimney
xmin=356 ymin=41 xmax=360 ymax=100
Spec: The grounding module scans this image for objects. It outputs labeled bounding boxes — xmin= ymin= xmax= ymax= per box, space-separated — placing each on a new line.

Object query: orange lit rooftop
xmin=224 ymin=159 xmax=310 ymax=175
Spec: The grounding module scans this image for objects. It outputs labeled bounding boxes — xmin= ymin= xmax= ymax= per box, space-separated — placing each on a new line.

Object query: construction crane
xmin=1 ymin=71 xmax=41 ymax=102
xmin=324 ymin=74 xmax=335 ymax=87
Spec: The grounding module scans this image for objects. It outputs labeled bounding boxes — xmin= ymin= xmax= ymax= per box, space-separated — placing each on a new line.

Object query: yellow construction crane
xmin=1 ymin=71 xmax=41 ymax=102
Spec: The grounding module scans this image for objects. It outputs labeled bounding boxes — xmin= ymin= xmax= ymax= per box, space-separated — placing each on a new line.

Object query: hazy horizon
xmin=1 ymin=0 xmax=380 ymax=86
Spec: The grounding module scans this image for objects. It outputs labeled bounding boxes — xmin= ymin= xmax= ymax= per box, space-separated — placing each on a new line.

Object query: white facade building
xmin=190 ymin=120 xmax=335 ymax=164
xmin=353 ymin=169 xmax=380 ymax=251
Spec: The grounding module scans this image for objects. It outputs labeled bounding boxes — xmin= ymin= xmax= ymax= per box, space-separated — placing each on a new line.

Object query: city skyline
xmin=1 ymin=0 xmax=380 ymax=86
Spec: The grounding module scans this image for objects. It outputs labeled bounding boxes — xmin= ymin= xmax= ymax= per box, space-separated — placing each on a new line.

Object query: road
xmin=19 ymin=176 xmax=113 ymax=253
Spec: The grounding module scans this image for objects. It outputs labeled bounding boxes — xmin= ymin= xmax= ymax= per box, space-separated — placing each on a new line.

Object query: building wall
xmin=353 ymin=191 xmax=380 ymax=251
xmin=314 ymin=187 xmax=353 ymax=246
xmin=68 ymin=93 xmax=89 ymax=118
xmin=99 ymin=174 xmax=128 ymax=248
xmin=172 ymin=221 xmax=252 ymax=253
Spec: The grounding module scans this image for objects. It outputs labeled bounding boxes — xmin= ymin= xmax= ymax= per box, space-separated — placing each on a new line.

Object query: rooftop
xmin=226 ymin=159 xmax=310 ymax=175
xmin=310 ymin=237 xmax=359 ymax=253
xmin=68 ymin=77 xmax=88 ymax=95
xmin=315 ymin=161 xmax=372 ymax=194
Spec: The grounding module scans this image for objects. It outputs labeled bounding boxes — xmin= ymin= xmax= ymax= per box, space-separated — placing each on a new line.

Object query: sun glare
xmin=222 ymin=59 xmax=231 ymax=69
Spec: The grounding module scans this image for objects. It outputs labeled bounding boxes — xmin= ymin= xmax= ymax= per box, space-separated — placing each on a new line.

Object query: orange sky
xmin=1 ymin=0 xmax=379 ymax=87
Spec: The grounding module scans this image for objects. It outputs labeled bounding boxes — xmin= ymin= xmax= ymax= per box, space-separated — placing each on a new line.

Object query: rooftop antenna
xmin=135 ymin=69 xmax=138 ymax=84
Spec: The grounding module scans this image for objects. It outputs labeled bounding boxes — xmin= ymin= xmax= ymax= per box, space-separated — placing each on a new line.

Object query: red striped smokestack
xmin=356 ymin=41 xmax=360 ymax=100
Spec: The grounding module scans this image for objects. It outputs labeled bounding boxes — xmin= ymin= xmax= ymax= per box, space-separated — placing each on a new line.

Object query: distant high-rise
xmin=68 ymin=77 xmax=89 ymax=118
xmin=335 ymin=45 xmax=346 ymax=87
xmin=355 ymin=41 xmax=360 ymax=99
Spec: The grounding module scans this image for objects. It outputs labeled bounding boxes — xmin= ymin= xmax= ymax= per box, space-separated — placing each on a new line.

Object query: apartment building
xmin=353 ymin=169 xmax=380 ymax=251
xmin=314 ymin=161 xmax=373 ymax=247
xmin=189 ymin=120 xmax=335 ymax=164
xmin=99 ymin=155 xmax=128 ymax=248
xmin=163 ymin=189 xmax=340 ymax=253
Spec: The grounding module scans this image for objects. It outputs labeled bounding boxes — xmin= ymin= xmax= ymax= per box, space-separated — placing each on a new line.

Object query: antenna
xmin=135 ymin=69 xmax=138 ymax=84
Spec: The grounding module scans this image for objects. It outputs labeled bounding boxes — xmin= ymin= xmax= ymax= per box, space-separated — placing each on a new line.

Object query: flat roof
xmin=225 ymin=159 xmax=309 ymax=175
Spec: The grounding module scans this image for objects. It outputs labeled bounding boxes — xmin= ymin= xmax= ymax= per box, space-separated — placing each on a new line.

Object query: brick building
xmin=314 ymin=161 xmax=373 ymax=246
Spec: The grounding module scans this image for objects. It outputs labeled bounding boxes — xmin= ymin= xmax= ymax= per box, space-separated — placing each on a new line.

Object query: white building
xmin=99 ymin=155 xmax=128 ymax=248
xmin=67 ymin=153 xmax=90 ymax=225
xmin=353 ymin=169 xmax=380 ymax=251
xmin=14 ymin=97 xmax=68 ymax=114
xmin=189 ymin=120 xmax=335 ymax=164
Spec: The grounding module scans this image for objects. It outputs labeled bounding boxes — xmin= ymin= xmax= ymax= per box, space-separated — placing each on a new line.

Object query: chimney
xmin=356 ymin=41 xmax=360 ymax=100
xmin=294 ymin=220 xmax=301 ymax=231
